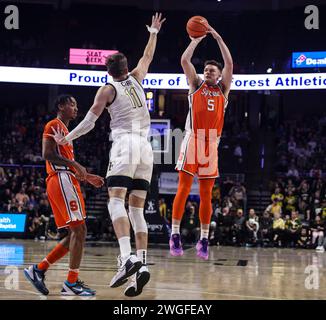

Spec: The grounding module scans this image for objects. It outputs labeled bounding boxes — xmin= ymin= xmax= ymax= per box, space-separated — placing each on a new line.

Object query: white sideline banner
xmin=0 ymin=66 xmax=326 ymax=90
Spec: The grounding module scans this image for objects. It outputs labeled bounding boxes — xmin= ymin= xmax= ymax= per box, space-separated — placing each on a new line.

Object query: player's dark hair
xmin=105 ymin=53 xmax=128 ymax=78
xmin=54 ymin=94 xmax=74 ymax=112
xmin=204 ymin=60 xmax=223 ymax=72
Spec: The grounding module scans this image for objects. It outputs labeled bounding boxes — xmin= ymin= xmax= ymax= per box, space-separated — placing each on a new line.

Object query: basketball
xmin=186 ymin=16 xmax=209 ymax=38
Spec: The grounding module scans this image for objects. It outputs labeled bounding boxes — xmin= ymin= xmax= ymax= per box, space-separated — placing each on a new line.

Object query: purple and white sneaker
xmin=169 ymin=234 xmax=184 ymax=256
xmin=196 ymin=238 xmax=209 ymax=260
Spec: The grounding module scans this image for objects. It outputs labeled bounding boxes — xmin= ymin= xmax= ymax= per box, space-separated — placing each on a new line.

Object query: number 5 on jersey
xmin=208 ymin=99 xmax=215 ymax=111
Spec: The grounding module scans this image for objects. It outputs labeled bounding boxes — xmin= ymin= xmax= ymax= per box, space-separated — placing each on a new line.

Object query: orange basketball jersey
xmin=185 ymin=81 xmax=228 ymax=139
xmin=176 ymin=80 xmax=228 ymax=178
xmin=43 ymin=118 xmax=76 ymax=176
xmin=43 ymin=118 xmax=85 ymax=229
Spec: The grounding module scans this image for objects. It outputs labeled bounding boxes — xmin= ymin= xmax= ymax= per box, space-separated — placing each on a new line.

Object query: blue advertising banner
xmin=0 ymin=213 xmax=27 ymax=233
xmin=292 ymin=51 xmax=326 ymax=68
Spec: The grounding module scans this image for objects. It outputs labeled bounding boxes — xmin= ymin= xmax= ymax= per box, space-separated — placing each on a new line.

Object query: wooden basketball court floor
xmin=0 ymin=239 xmax=325 ymax=300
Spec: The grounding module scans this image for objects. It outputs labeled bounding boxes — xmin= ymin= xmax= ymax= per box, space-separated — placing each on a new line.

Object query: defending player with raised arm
xmin=50 ymin=13 xmax=166 ymax=297
xmin=170 ymin=25 xmax=233 ymax=260
xmin=50 ymin=13 xmax=166 ymax=145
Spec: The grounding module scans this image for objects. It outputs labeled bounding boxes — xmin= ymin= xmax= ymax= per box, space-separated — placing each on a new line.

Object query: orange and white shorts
xmin=46 ymin=172 xmax=86 ymax=229
xmin=176 ymin=133 xmax=220 ymax=179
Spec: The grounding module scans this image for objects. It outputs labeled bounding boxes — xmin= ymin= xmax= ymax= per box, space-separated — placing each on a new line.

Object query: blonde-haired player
xmin=171 ymin=25 xmax=233 ymax=260
xmin=51 ymin=13 xmax=166 ymax=297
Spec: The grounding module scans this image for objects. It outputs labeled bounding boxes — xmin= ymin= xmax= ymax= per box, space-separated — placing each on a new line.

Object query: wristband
xmin=146 ymin=25 xmax=159 ymax=34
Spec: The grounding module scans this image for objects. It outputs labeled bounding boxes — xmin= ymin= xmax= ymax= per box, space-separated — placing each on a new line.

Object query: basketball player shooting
xmin=50 ymin=13 xmax=166 ymax=297
xmin=170 ymin=22 xmax=233 ymax=260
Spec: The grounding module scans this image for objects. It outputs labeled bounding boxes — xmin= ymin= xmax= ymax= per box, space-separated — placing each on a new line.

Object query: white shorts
xmin=106 ymin=134 xmax=153 ymax=190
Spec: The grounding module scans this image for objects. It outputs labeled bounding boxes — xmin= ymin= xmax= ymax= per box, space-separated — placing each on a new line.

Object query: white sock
xmin=118 ymin=236 xmax=131 ymax=260
xmin=200 ymin=229 xmax=209 ymax=240
xmin=172 ymin=224 xmax=180 ymax=235
xmin=137 ymin=249 xmax=147 ymax=265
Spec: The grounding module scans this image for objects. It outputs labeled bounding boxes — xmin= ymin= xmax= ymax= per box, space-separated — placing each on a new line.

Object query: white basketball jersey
xmin=106 ymin=74 xmax=150 ymax=140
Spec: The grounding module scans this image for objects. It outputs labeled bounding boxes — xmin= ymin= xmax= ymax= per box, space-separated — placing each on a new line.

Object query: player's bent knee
xmin=181 ymin=185 xmax=192 ymax=193
xmin=108 ymin=197 xmax=128 ymax=222
xmin=128 ymin=206 xmax=148 ymax=234
xmin=130 ymin=189 xmax=147 ymax=200
xmin=69 ymin=221 xmax=87 ymax=238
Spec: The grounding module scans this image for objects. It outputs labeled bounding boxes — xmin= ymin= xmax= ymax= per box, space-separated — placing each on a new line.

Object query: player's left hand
xmin=207 ymin=25 xmax=222 ymax=41
xmin=74 ymin=162 xmax=88 ymax=181
xmin=189 ymin=34 xmax=206 ymax=42
xmin=86 ymin=173 xmax=105 ymax=188
xmin=48 ymin=125 xmax=68 ymax=145
xmin=149 ymin=12 xmax=166 ymax=33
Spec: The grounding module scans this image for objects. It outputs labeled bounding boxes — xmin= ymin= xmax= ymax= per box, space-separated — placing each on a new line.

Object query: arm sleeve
xmin=64 ymin=111 xmax=99 ymax=142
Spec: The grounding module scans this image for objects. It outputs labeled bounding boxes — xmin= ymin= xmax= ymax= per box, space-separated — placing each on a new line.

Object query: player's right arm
xmin=181 ymin=36 xmax=206 ymax=93
xmin=42 ymin=135 xmax=87 ymax=180
xmin=130 ymin=12 xmax=166 ymax=83
xmin=50 ymin=85 xmax=115 ymax=145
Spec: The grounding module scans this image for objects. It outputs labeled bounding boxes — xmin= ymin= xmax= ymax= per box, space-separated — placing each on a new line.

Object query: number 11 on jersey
xmin=125 ymin=87 xmax=142 ymax=108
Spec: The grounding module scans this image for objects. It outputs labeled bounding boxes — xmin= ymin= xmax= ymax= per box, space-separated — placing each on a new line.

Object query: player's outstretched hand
xmin=86 ymin=174 xmax=105 ymax=188
xmin=149 ymin=12 xmax=166 ymax=32
xmin=207 ymin=25 xmax=222 ymax=41
xmin=47 ymin=125 xmax=68 ymax=145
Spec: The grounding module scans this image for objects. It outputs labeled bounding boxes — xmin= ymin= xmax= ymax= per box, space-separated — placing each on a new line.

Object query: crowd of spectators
xmin=275 ymin=115 xmax=326 ymax=177
xmin=262 ymin=176 xmax=326 ymax=250
xmin=0 ymin=103 xmax=109 ymax=171
xmin=159 ymin=173 xmax=326 ymax=252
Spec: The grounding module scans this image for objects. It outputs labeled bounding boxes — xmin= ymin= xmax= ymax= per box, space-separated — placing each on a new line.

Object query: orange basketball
xmin=186 ymin=16 xmax=209 ymax=38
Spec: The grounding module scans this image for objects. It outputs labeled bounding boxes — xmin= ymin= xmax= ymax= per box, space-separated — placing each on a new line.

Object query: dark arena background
xmin=0 ymin=0 xmax=326 ymax=309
